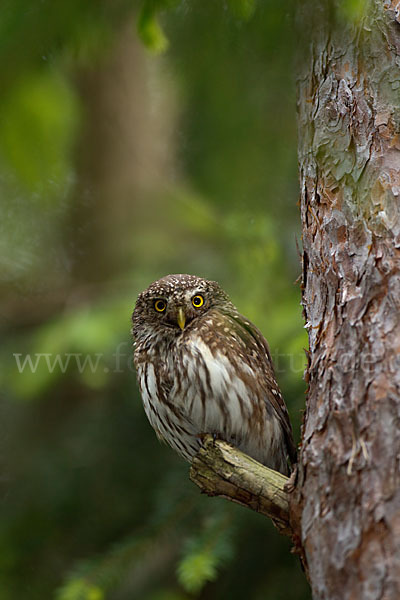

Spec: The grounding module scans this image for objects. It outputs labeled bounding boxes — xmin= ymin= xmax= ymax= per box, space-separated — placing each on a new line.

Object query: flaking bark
xmin=292 ymin=1 xmax=400 ymax=599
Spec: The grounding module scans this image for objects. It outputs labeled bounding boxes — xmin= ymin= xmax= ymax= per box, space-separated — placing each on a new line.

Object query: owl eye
xmin=192 ymin=295 xmax=204 ymax=308
xmin=154 ymin=299 xmax=167 ymax=312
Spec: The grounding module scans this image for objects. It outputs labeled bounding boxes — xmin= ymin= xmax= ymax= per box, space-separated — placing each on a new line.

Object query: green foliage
xmin=0 ymin=1 xmax=309 ymax=599
xmin=0 ymin=70 xmax=78 ymax=189
xmin=2 ymin=297 xmax=131 ymax=398
xmin=57 ymin=579 xmax=104 ymax=600
xmin=178 ymin=552 xmax=218 ymax=594
xmin=144 ymin=591 xmax=189 ymax=600
xmin=137 ymin=0 xmax=177 ymax=53
xmin=55 ymin=534 xmax=155 ymax=600
xmin=177 ymin=511 xmax=235 ymax=594
xmin=227 ymin=0 xmax=257 ymax=20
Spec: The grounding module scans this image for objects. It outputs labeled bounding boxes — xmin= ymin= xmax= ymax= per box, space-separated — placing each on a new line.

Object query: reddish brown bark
xmin=291 ymin=1 xmax=400 ymax=598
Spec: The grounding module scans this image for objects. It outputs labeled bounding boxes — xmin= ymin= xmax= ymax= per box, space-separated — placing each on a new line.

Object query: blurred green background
xmin=0 ymin=0 xmax=308 ymax=598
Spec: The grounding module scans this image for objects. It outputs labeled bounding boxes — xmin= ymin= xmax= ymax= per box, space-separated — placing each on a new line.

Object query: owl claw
xmin=197 ymin=432 xmax=219 ymax=447
xmin=284 ymin=464 xmax=298 ymax=493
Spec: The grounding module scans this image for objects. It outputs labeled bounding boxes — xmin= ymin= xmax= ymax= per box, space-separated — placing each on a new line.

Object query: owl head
xmin=132 ymin=274 xmax=231 ymax=338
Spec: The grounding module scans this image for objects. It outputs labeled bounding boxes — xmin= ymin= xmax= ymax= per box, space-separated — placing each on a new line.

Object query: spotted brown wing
xmin=226 ymin=311 xmax=297 ymax=465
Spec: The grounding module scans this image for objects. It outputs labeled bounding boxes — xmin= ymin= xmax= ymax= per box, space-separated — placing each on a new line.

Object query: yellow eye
xmin=154 ymin=299 xmax=167 ymax=312
xmin=192 ymin=295 xmax=204 ymax=308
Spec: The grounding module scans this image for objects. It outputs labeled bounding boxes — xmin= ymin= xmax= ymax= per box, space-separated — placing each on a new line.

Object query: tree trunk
xmin=189 ymin=1 xmax=400 ymax=595
xmin=292 ymin=1 xmax=400 ymax=598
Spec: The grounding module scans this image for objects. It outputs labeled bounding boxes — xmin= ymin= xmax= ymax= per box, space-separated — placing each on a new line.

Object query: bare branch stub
xmin=189 ymin=434 xmax=291 ymax=536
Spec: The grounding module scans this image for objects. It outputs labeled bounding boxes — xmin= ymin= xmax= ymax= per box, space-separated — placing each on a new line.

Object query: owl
xmin=132 ymin=274 xmax=296 ymax=475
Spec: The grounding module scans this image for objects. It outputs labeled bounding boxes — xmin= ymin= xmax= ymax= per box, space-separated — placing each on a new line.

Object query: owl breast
xmin=135 ymin=323 xmax=287 ymax=473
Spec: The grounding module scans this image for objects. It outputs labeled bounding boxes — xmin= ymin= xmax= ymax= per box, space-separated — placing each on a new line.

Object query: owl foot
xmin=284 ymin=463 xmax=298 ymax=493
xmin=211 ymin=432 xmax=220 ymax=447
xmin=197 ymin=432 xmax=221 ymax=447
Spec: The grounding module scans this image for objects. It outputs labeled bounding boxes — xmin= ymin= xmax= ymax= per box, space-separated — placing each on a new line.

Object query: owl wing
xmin=226 ymin=312 xmax=297 ymax=464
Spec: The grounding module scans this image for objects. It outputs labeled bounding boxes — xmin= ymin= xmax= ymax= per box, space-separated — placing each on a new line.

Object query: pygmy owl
xmin=132 ymin=274 xmax=296 ymax=475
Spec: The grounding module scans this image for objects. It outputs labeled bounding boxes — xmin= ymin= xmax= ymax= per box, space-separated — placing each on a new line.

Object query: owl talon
xmin=197 ymin=432 xmax=219 ymax=447
xmin=284 ymin=464 xmax=298 ymax=493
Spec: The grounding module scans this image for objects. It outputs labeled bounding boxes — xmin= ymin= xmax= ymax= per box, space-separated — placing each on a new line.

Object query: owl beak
xmin=176 ymin=307 xmax=186 ymax=330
